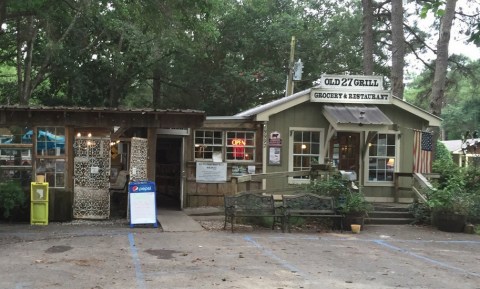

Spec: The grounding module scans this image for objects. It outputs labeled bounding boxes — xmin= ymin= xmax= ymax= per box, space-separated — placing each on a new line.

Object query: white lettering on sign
xmin=319 ymin=75 xmax=383 ymax=91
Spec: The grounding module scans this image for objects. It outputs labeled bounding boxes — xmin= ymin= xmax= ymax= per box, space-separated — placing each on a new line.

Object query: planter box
xmin=434 ymin=212 xmax=466 ymax=233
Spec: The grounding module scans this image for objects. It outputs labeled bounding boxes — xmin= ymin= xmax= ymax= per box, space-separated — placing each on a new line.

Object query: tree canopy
xmin=0 ymin=0 xmax=479 ymax=120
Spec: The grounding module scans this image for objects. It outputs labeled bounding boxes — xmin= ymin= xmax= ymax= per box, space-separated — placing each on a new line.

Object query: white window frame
xmin=364 ymin=131 xmax=399 ymax=186
xmin=225 ymin=130 xmax=256 ymax=162
xmin=193 ymin=130 xmax=224 ymax=161
xmin=288 ymin=127 xmax=324 ymax=184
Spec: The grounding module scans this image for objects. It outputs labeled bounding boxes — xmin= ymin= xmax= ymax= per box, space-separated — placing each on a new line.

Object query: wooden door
xmin=330 ymin=132 xmax=360 ymax=176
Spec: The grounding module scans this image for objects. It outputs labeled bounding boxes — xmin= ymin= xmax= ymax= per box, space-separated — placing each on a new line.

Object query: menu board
xmin=128 ymin=181 xmax=158 ymax=228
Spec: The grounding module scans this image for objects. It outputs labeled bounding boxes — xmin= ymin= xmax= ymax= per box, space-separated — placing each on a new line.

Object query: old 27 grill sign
xmin=310 ymin=75 xmax=391 ymax=104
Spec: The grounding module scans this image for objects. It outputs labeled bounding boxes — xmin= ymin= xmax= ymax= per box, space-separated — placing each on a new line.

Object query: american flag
xmin=413 ymin=130 xmax=433 ymax=174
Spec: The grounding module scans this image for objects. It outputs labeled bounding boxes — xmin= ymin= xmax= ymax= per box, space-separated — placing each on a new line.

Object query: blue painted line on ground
xmin=128 ymin=233 xmax=147 ymax=289
xmin=374 ymin=239 xmax=480 ymax=278
xmin=244 ymin=235 xmax=306 ymax=278
xmin=15 ymin=282 xmax=31 ymax=289
xmin=266 ymin=236 xmax=480 ymax=245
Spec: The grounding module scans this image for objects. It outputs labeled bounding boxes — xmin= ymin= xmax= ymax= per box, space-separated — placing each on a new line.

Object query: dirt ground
xmin=1 ymin=218 xmax=480 ymax=289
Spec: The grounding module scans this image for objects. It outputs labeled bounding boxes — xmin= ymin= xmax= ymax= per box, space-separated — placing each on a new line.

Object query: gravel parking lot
xmin=1 ymin=221 xmax=479 ymax=289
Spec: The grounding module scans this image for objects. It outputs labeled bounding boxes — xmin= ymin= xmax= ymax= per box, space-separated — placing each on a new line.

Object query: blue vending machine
xmin=128 ymin=181 xmax=158 ymax=228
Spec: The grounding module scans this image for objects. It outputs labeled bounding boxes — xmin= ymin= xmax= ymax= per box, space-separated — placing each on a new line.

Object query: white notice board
xmin=130 ymin=192 xmax=157 ymax=225
xmin=196 ymin=162 xmax=227 ymax=183
xmin=128 ymin=181 xmax=158 ymax=228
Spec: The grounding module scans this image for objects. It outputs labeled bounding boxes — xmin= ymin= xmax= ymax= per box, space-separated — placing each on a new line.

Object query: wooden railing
xmin=394 ymin=172 xmax=439 ymax=203
xmin=231 ymin=170 xmax=333 ymax=195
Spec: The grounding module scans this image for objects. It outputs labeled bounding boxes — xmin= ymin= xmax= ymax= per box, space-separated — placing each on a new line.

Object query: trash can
xmin=128 ymin=181 xmax=157 ymax=228
xmin=31 ymin=182 xmax=49 ymax=225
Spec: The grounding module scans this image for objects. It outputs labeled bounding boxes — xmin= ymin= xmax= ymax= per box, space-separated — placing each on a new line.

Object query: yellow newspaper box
xmin=31 ymin=182 xmax=49 ymax=225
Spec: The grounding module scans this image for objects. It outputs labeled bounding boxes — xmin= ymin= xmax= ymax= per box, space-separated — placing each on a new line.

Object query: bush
xmin=409 ymin=201 xmax=431 ymax=225
xmin=304 ymin=173 xmax=371 ymax=216
xmin=303 ymin=174 xmax=349 ymax=198
xmin=430 ymin=157 xmax=480 ymax=222
xmin=0 ymin=180 xmax=26 ymax=219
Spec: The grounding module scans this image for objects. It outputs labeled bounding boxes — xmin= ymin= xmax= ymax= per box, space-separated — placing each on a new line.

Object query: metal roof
xmin=0 ymin=105 xmax=205 ymax=115
xmin=323 ymin=104 xmax=393 ymax=125
xmin=235 ymin=88 xmax=313 ymax=117
xmin=233 ymin=88 xmax=441 ymax=126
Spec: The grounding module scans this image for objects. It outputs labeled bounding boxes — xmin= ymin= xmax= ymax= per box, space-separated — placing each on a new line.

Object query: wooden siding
xmin=183 ymin=119 xmax=263 ymax=207
xmin=265 ymin=102 xmax=329 ymax=189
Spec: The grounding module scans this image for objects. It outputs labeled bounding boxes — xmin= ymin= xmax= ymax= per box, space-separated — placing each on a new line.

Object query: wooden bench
xmin=109 ymin=170 xmax=129 ymax=195
xmin=282 ymin=193 xmax=344 ymax=233
xmin=224 ymin=193 xmax=283 ymax=233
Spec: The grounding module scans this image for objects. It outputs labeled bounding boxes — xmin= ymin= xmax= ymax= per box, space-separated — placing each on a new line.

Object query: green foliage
xmin=409 ymin=201 xmax=431 ymax=225
xmin=337 ymin=191 xmax=372 ymax=215
xmin=420 ymin=1 xmax=446 ymax=19
xmin=429 ymin=159 xmax=480 ymax=218
xmin=303 ymin=174 xmax=349 ymax=199
xmin=0 ymin=181 xmax=26 ymax=219
xmin=405 ymin=58 xmax=480 ymax=140
xmin=470 ymin=22 xmax=480 ymax=46
xmin=427 ymin=185 xmax=472 ymax=216
xmin=0 ymin=0 xmax=373 ymax=113
xmin=434 ymin=140 xmax=453 ymax=163
xmin=432 ymin=150 xmax=461 ymax=188
xmin=304 ymin=174 xmax=371 ymax=215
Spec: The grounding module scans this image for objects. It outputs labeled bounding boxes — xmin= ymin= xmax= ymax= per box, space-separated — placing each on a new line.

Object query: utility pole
xmin=285 ymin=36 xmax=296 ymax=96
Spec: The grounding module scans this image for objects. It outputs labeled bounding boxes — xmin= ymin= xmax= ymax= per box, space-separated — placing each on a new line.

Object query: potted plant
xmin=427 ymin=179 xmax=472 ymax=232
xmin=304 ymin=173 xmax=372 ymax=229
xmin=337 ymin=190 xmax=372 ymax=228
xmin=428 ymin=158 xmax=474 ymax=232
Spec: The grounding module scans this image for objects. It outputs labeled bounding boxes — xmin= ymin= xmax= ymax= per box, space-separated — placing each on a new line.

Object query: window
xmin=226 ymin=131 xmax=255 ymax=161
xmin=368 ymin=133 xmax=396 ymax=182
xmin=194 ymin=130 xmax=223 ymax=160
xmin=35 ymin=127 xmax=66 ymax=188
xmin=0 ymin=126 xmax=33 ymax=187
xmin=290 ymin=129 xmax=322 ymax=181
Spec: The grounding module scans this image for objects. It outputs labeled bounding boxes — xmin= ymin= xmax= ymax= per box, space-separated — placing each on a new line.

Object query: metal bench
xmin=224 ymin=192 xmax=283 ymax=233
xmin=282 ymin=193 xmax=344 ymax=233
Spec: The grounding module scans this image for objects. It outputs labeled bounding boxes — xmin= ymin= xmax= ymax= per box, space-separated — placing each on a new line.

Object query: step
xmin=365 ymin=217 xmax=414 ymax=225
xmin=368 ymin=211 xmax=413 ymax=219
xmin=372 ymin=204 xmax=412 ymax=212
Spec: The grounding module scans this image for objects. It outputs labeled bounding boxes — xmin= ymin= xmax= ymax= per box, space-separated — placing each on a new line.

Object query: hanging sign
xmin=318 ymin=75 xmax=383 ymax=90
xmin=310 ymin=74 xmax=392 ymax=104
xmin=269 ymin=131 xmax=282 ymax=147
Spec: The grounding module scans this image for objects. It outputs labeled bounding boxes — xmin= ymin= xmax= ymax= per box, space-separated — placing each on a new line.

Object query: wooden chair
xmin=110 ymin=170 xmax=129 ymax=194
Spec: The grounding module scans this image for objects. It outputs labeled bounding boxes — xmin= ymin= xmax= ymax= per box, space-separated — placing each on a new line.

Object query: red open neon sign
xmin=232 ymin=138 xmax=245 ymax=158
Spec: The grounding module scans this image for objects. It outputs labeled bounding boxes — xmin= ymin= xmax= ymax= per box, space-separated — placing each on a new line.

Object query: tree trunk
xmin=361 ymin=0 xmax=374 ymax=75
xmin=21 ymin=16 xmax=37 ymax=105
xmin=391 ymin=0 xmax=405 ymax=99
xmin=15 ymin=19 xmax=22 ymax=105
xmin=430 ymin=0 xmax=457 ymax=117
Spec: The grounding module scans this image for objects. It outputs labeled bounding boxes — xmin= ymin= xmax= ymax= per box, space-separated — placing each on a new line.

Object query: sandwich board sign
xmin=128 ymin=181 xmax=158 ymax=228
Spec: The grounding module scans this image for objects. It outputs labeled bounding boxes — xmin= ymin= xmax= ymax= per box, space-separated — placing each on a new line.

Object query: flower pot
xmin=351 ymin=224 xmax=361 ymax=233
xmin=36 ymin=175 xmax=45 ymax=183
xmin=435 ymin=212 xmax=466 ymax=233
